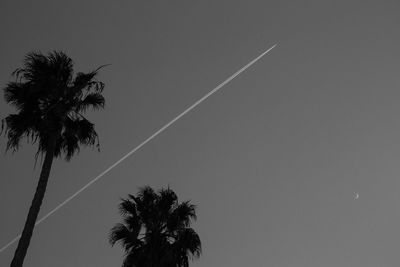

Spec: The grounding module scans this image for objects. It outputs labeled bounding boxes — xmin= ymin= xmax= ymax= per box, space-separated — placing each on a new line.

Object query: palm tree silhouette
xmin=110 ymin=186 xmax=201 ymax=267
xmin=1 ymin=51 xmax=106 ymax=267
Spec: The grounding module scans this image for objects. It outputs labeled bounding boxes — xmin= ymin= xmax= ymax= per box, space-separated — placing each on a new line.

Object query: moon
xmin=354 ymin=193 xmax=359 ymax=200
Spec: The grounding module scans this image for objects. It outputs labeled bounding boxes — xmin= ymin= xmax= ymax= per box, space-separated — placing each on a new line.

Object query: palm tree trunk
xmin=10 ymin=135 xmax=57 ymax=267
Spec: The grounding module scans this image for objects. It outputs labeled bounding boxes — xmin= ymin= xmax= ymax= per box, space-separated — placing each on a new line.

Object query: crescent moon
xmin=354 ymin=193 xmax=359 ymax=200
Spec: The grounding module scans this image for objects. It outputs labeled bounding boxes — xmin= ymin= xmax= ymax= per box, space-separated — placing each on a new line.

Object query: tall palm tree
xmin=1 ymin=51 xmax=106 ymax=267
xmin=110 ymin=186 xmax=201 ymax=267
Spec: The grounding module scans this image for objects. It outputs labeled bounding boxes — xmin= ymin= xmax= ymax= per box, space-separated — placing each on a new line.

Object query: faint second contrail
xmin=0 ymin=43 xmax=277 ymax=253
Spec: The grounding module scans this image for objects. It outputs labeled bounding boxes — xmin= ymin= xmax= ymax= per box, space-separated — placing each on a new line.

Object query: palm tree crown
xmin=2 ymin=51 xmax=105 ymax=159
xmin=110 ymin=186 xmax=201 ymax=267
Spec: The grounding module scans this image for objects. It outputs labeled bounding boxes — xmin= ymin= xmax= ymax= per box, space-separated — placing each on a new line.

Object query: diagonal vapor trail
xmin=0 ymin=43 xmax=277 ymax=253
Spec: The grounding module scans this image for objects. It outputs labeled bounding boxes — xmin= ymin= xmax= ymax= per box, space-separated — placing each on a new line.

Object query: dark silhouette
xmin=110 ymin=186 xmax=201 ymax=267
xmin=1 ymin=51 xmax=106 ymax=267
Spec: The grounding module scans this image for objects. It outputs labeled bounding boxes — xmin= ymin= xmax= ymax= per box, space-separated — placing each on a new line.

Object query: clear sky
xmin=1 ymin=1 xmax=400 ymax=266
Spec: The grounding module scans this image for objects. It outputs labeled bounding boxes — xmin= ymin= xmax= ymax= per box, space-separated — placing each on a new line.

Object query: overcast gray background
xmin=1 ymin=1 xmax=400 ymax=266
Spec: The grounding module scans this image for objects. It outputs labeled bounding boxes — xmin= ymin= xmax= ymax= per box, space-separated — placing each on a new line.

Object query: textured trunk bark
xmin=10 ymin=135 xmax=57 ymax=267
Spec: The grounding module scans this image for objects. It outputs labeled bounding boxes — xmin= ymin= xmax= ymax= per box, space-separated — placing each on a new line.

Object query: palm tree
xmin=109 ymin=186 xmax=201 ymax=267
xmin=1 ymin=51 xmax=106 ymax=267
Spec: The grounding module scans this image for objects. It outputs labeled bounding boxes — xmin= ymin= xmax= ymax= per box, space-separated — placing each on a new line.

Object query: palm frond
xmin=76 ymin=92 xmax=105 ymax=112
xmin=167 ymin=201 xmax=197 ymax=231
xmin=52 ymin=116 xmax=99 ymax=160
xmin=2 ymin=112 xmax=39 ymax=152
xmin=119 ymin=198 xmax=138 ymax=217
xmin=3 ymin=82 xmax=32 ymax=110
xmin=175 ymin=228 xmax=202 ymax=258
xmin=72 ymin=66 xmax=105 ymax=94
xmin=109 ymin=223 xmax=131 ymax=246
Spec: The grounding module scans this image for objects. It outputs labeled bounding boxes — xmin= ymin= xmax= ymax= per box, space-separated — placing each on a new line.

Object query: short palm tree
xmin=110 ymin=186 xmax=201 ymax=267
xmin=1 ymin=51 xmax=106 ymax=267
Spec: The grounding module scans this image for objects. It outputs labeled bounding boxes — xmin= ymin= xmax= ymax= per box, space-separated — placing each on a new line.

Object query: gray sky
xmin=1 ymin=1 xmax=400 ymax=266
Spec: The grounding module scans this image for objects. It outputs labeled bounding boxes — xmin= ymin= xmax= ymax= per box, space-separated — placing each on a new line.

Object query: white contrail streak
xmin=0 ymin=44 xmax=277 ymax=253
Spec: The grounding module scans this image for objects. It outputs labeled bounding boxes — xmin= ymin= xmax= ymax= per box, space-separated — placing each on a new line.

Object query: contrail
xmin=0 ymin=44 xmax=277 ymax=253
